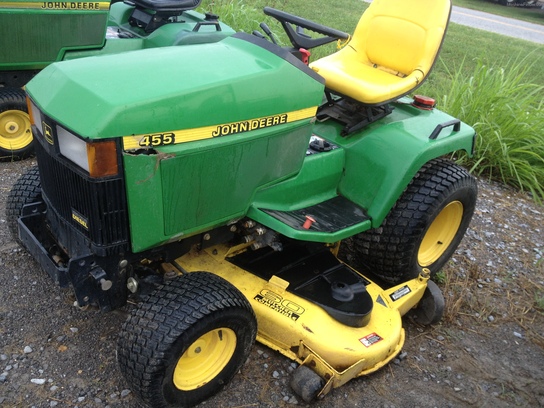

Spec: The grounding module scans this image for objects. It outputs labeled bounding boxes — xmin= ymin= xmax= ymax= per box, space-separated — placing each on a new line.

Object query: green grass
xmin=199 ymin=0 xmax=544 ymax=202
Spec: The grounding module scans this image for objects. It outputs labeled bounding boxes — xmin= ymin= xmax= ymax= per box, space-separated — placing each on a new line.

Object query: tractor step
xmin=261 ymin=196 xmax=369 ymax=233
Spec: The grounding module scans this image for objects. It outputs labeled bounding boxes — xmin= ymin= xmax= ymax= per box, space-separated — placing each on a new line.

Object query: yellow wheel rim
xmin=0 ymin=110 xmax=33 ymax=150
xmin=418 ymin=201 xmax=463 ymax=267
xmin=173 ymin=328 xmax=237 ymax=391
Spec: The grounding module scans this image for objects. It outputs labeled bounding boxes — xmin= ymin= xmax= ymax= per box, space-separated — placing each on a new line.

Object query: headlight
xmin=57 ymin=126 xmax=118 ymax=178
xmin=27 ymin=98 xmax=42 ymax=132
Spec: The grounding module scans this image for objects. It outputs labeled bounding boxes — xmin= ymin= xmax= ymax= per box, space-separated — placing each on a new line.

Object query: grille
xmin=34 ymin=138 xmax=130 ymax=251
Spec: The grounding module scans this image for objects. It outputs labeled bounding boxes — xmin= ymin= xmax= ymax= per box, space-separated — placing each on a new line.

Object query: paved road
xmin=451 ymin=6 xmax=544 ymax=44
xmin=451 ymin=5 xmax=544 ymax=44
xmin=363 ymin=0 xmax=544 ymax=44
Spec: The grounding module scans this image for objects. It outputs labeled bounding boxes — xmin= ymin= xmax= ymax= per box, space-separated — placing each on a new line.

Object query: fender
xmin=330 ymin=99 xmax=476 ymax=227
xmin=249 ymin=98 xmax=476 ymax=241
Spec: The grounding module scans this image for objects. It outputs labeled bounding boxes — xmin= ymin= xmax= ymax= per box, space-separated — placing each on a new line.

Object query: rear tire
xmin=117 ymin=272 xmax=257 ymax=408
xmin=346 ymin=159 xmax=477 ymax=284
xmin=0 ymin=88 xmax=34 ymax=161
xmin=6 ymin=166 xmax=41 ymax=241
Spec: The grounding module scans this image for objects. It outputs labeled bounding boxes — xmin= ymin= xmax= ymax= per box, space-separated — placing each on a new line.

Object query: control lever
xmin=259 ymin=22 xmax=277 ymax=44
xmin=252 ymin=30 xmax=267 ymax=40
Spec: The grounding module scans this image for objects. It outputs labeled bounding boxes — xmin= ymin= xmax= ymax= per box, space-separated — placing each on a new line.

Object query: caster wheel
xmin=411 ymin=280 xmax=445 ymax=325
xmin=290 ymin=365 xmax=324 ymax=403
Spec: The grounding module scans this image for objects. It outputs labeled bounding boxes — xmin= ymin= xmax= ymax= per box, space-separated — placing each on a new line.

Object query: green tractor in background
xmin=0 ymin=0 xmax=235 ymax=160
xmin=7 ymin=0 xmax=479 ymax=407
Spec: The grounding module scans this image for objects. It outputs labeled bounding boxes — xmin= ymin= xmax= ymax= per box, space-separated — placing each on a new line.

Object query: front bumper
xmin=19 ymin=201 xmax=129 ymax=311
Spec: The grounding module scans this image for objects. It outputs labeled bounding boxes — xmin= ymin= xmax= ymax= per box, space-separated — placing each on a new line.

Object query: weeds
xmin=439 ymin=260 xmax=481 ymax=324
xmin=434 ymin=270 xmax=447 ymax=285
xmin=438 ymin=257 xmax=544 ymax=348
xmin=437 ymin=55 xmax=544 ymax=203
xmin=535 ymin=292 xmax=544 ymax=311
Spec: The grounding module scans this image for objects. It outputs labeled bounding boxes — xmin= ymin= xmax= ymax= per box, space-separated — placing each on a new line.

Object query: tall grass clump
xmin=198 ymin=0 xmax=264 ymax=34
xmin=439 ymin=56 xmax=544 ymax=203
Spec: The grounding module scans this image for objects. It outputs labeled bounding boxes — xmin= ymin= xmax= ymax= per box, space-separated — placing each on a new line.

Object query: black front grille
xmin=34 ymin=137 xmax=130 ymax=253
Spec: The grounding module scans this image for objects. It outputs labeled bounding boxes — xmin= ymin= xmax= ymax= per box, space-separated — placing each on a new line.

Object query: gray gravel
xmin=1 ymin=158 xmax=543 ymax=407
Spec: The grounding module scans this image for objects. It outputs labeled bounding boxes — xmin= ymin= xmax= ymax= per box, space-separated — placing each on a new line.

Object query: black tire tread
xmin=6 ymin=165 xmax=41 ymax=240
xmin=117 ymin=272 xmax=256 ymax=408
xmin=348 ymin=158 xmax=477 ymax=284
xmin=0 ymin=87 xmax=34 ymax=161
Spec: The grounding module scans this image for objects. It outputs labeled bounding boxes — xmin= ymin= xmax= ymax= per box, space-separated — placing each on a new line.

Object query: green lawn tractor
xmin=7 ymin=0 xmax=478 ymax=406
xmin=0 ymin=0 xmax=235 ymax=161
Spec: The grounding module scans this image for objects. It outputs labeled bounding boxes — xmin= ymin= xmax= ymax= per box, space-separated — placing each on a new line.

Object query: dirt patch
xmin=1 ymin=158 xmax=543 ymax=407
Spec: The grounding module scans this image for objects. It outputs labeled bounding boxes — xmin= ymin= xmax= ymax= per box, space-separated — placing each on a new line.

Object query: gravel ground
xmin=1 ymin=158 xmax=543 ymax=408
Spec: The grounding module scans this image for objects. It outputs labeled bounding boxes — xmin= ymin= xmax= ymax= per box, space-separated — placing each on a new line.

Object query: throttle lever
xmin=252 ymin=30 xmax=267 ymax=40
xmin=259 ymin=22 xmax=277 ymax=44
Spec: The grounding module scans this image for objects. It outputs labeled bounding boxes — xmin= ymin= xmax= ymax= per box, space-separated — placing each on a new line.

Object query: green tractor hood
xmin=26 ymin=34 xmax=327 ymax=251
xmin=26 ymin=34 xmax=325 ymax=140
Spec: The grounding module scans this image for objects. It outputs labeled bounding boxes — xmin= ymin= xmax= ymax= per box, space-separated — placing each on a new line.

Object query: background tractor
xmin=7 ymin=0 xmax=478 ymax=406
xmin=0 ymin=0 xmax=235 ymax=160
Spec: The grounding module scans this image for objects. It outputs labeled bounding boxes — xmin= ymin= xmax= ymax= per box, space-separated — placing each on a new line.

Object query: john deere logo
xmin=42 ymin=122 xmax=54 ymax=145
xmin=211 ymin=114 xmax=288 ymax=137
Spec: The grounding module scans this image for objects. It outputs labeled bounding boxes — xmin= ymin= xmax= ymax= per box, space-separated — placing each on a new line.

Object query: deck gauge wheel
xmin=290 ymin=365 xmax=325 ymax=403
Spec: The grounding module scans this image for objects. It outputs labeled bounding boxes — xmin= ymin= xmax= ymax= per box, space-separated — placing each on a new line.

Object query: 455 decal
xmin=138 ymin=132 xmax=175 ymax=147
xmin=254 ymin=289 xmax=305 ymax=321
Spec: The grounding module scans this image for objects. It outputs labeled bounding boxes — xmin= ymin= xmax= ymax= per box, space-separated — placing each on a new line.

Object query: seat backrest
xmin=128 ymin=0 xmax=202 ymax=13
xmin=350 ymin=0 xmax=451 ymax=77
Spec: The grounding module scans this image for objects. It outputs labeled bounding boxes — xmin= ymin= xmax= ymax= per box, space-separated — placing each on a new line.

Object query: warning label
xmin=390 ymin=285 xmax=411 ymax=301
xmin=360 ymin=333 xmax=383 ymax=347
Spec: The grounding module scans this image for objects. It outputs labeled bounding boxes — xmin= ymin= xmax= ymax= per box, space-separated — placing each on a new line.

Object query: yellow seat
xmin=310 ymin=0 xmax=451 ymax=105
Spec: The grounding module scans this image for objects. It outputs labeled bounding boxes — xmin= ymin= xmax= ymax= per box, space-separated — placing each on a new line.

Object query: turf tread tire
xmin=117 ymin=272 xmax=257 ymax=408
xmin=347 ymin=158 xmax=477 ymax=284
xmin=6 ymin=165 xmax=41 ymax=240
xmin=0 ymin=87 xmax=34 ymax=161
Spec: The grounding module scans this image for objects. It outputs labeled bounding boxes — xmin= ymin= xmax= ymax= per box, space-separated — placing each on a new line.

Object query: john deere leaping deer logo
xmin=42 ymin=122 xmax=54 ymax=145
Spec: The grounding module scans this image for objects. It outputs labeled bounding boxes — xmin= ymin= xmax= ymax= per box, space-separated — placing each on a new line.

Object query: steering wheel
xmin=263 ymin=7 xmax=349 ymax=50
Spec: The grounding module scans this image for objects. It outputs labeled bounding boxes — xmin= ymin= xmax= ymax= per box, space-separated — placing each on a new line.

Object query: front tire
xmin=117 ymin=272 xmax=257 ymax=408
xmin=347 ymin=159 xmax=477 ymax=284
xmin=6 ymin=166 xmax=41 ymax=241
xmin=0 ymin=88 xmax=34 ymax=161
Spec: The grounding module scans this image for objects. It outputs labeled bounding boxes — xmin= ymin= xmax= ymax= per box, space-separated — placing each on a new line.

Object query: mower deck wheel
xmin=290 ymin=365 xmax=325 ymax=403
xmin=410 ymin=280 xmax=445 ymax=325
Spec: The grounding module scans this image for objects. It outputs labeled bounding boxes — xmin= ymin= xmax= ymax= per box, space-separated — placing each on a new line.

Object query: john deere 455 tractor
xmin=0 ymin=0 xmax=235 ymax=160
xmin=7 ymin=0 xmax=478 ymax=406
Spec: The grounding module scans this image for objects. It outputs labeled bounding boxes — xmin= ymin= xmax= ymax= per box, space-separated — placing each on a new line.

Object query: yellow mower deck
xmin=176 ymin=243 xmax=430 ymax=397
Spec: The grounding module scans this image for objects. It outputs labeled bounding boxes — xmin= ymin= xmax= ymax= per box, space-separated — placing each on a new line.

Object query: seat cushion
xmin=311 ymin=46 xmax=423 ymax=105
xmin=309 ymin=0 xmax=450 ymax=105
